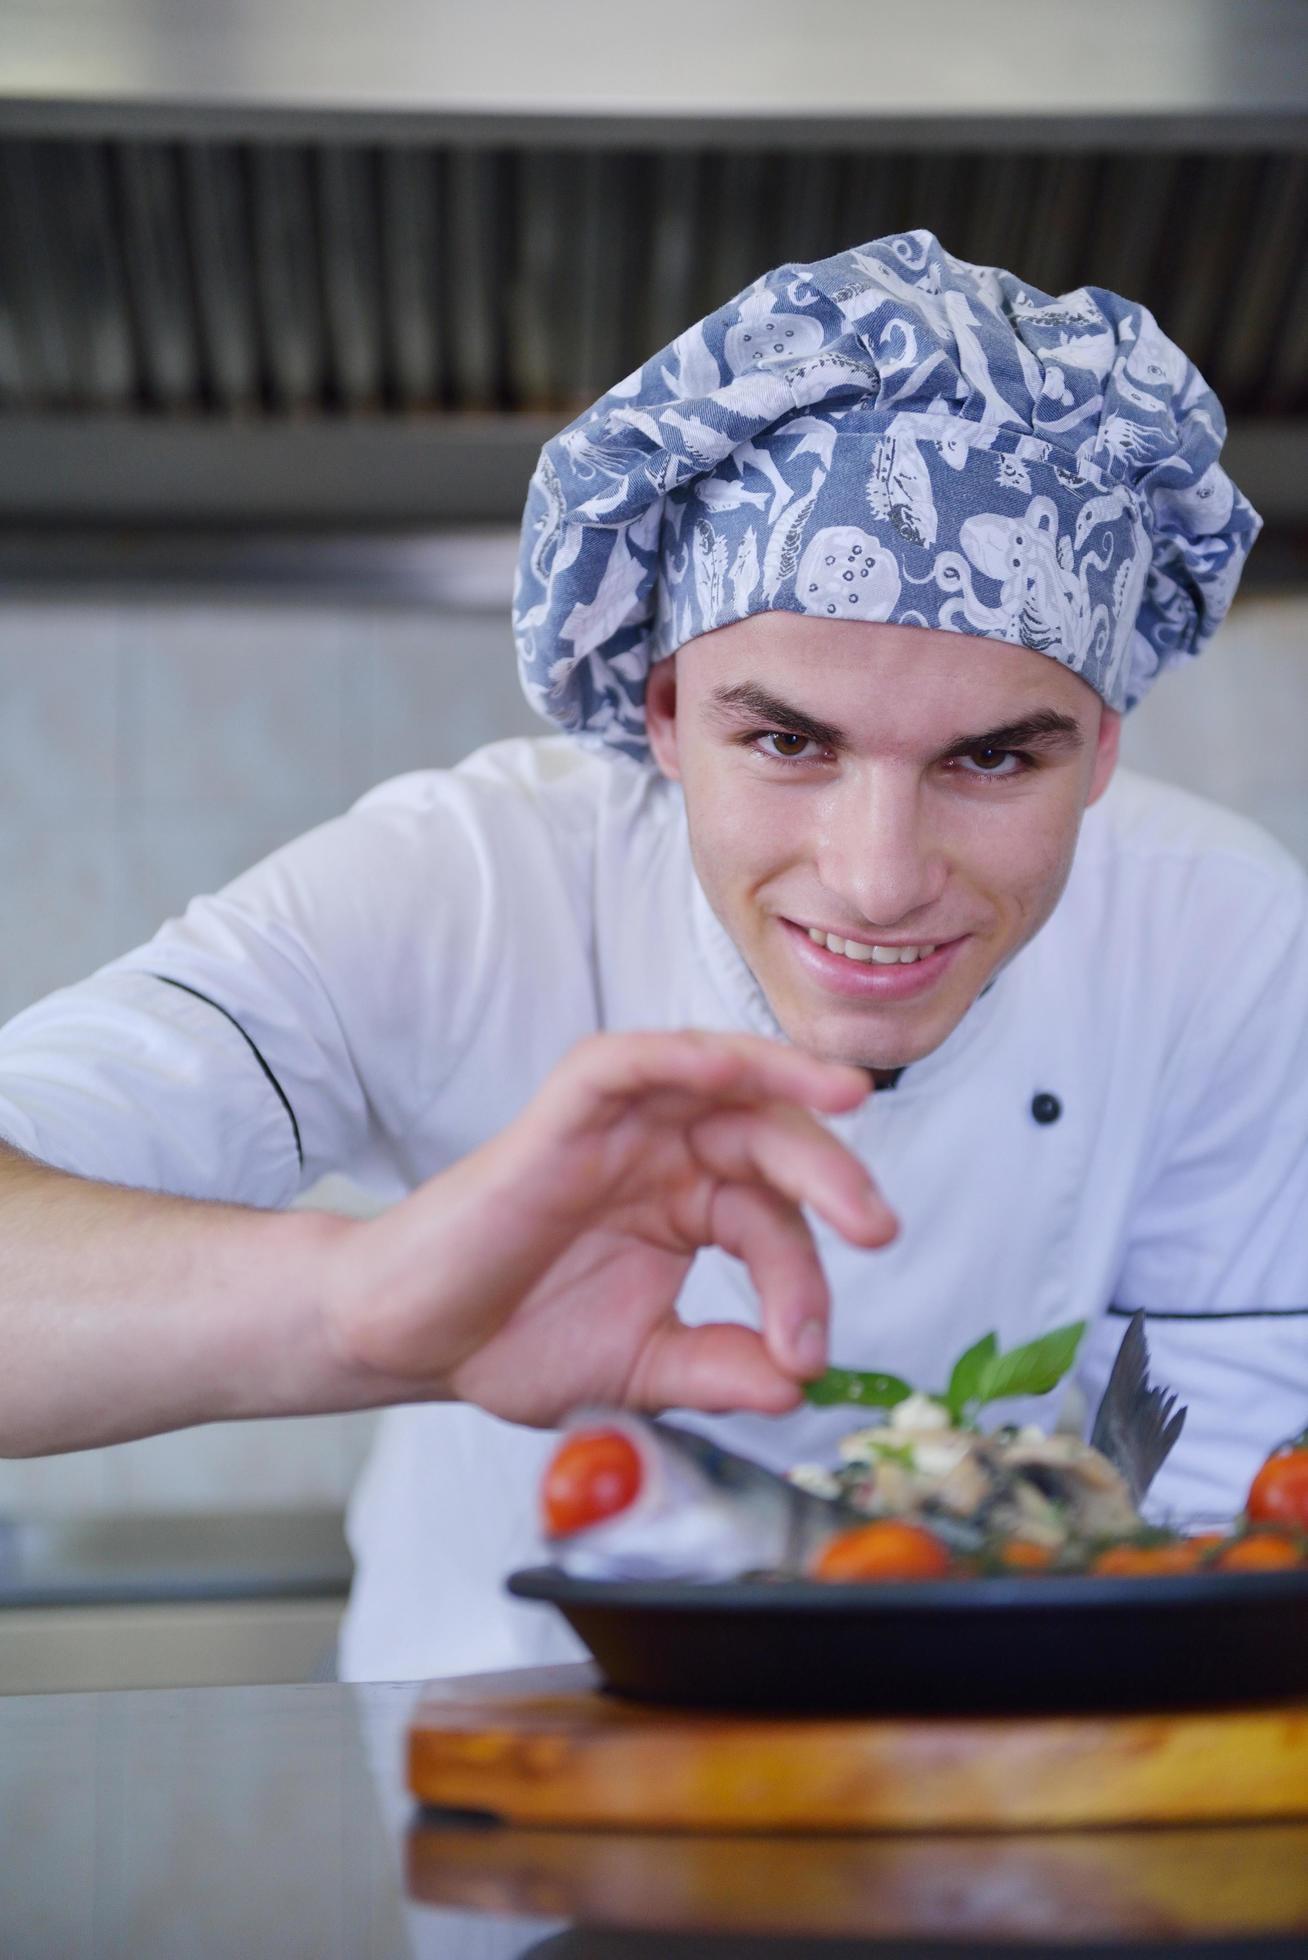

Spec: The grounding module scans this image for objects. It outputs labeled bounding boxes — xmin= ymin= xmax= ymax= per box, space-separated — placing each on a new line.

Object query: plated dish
xmin=511 ymin=1317 xmax=1308 ymax=1711
xmin=507 ymin=1561 xmax=1308 ymax=1713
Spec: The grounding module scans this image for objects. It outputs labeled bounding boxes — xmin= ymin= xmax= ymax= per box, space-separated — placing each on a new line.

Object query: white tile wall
xmin=0 ymin=594 xmax=542 ymax=1517
xmin=0 ymin=598 xmax=543 ymax=1026
xmin=1120 ymin=592 xmax=1308 ymax=864
xmin=120 ymin=606 xmax=355 ymax=812
xmin=0 ymin=586 xmax=1302 ymax=1518
xmin=0 ymin=609 xmax=120 ymax=816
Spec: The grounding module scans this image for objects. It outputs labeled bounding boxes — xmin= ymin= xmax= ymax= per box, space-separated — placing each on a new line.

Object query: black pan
xmin=508 ymin=1564 xmax=1308 ymax=1713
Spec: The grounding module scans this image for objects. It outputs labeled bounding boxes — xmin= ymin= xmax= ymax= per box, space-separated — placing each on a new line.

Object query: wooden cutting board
xmin=407 ymin=1662 xmax=1308 ymax=1833
xmin=407 ymin=1817 xmax=1308 ymax=1942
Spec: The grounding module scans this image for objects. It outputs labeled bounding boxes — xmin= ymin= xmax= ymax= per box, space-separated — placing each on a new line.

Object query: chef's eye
xmin=756 ymin=730 xmax=822 ymax=763
xmin=955 ymin=745 xmax=1029 ymax=779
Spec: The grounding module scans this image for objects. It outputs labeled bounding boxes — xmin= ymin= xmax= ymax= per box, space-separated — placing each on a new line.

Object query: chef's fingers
xmin=690 ymin=1100 xmax=898 ymax=1249
xmin=545 ymin=1029 xmax=873 ymax=1129
xmin=707 ymin=1181 xmax=832 ymax=1379
xmin=625 ymin=1318 xmax=807 ymax=1417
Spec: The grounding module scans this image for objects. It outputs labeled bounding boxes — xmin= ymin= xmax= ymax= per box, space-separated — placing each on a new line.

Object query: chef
xmin=0 ymin=231 xmax=1304 ymax=1681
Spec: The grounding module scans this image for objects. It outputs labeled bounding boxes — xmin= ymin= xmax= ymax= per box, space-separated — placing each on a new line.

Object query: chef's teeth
xmin=810 ymin=931 xmax=938 ymax=966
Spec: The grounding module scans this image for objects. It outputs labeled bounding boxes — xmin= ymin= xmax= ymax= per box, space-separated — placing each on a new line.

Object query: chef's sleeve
xmin=0 ymin=758 xmax=588 ymax=1208
xmin=1092 ymin=859 xmax=1308 ymax=1521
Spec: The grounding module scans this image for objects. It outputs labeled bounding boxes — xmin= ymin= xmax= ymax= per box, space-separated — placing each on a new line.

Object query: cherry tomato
xmin=994 ymin=1540 xmax=1057 ymax=1572
xmin=811 ymin=1521 xmax=952 ymax=1582
xmin=1214 ymin=1532 xmax=1305 ymax=1573
xmin=1246 ymin=1446 xmax=1308 ymax=1532
xmin=1090 ymin=1539 xmax=1210 ymax=1577
xmin=541 ymin=1429 xmax=643 ymax=1539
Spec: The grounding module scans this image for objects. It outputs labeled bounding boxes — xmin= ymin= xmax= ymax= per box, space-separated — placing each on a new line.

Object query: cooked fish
xmin=539 ymin=1321 xmax=1186 ymax=1580
xmin=1089 ymin=1308 xmax=1187 ymax=1507
xmin=541 ymin=1412 xmax=859 ymax=1581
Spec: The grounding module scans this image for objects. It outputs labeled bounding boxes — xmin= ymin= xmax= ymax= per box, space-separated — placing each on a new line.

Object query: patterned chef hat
xmin=513 ymin=229 xmax=1261 ymax=759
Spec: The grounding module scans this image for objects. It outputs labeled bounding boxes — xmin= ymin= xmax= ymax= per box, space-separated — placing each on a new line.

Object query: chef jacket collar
xmin=688 ymin=857 xmax=1010 ymax=1099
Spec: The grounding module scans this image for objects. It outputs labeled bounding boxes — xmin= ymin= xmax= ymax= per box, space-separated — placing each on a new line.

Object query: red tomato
xmin=811 ymin=1521 xmax=952 ymax=1583
xmin=1214 ymin=1532 xmax=1305 ymax=1573
xmin=541 ymin=1429 xmax=643 ymax=1539
xmin=1246 ymin=1447 xmax=1308 ymax=1532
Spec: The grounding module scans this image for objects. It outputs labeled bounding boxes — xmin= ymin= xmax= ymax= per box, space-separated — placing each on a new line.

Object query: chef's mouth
xmin=785 ymin=920 xmax=966 ymax=968
xmin=776 ymin=917 xmax=971 ymax=1002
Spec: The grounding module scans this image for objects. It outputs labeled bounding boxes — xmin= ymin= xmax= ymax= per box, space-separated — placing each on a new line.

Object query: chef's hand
xmin=324 ymin=1030 xmax=897 ymax=1425
xmin=0 ymin=1031 xmax=893 ymax=1455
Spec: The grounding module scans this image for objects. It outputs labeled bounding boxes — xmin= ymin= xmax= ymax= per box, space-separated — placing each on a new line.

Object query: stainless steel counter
xmin=0 ymin=1509 xmax=350 ymax=1609
xmin=0 ymin=1511 xmax=351 ymax=1694
xmin=2 ymin=1677 xmax=1306 ymax=1959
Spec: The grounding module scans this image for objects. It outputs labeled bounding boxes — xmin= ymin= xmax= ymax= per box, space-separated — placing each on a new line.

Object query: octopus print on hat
xmin=512 ymin=230 xmax=1261 ymax=760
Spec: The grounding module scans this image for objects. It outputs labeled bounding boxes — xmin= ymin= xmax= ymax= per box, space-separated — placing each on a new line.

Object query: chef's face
xmin=645 ymin=614 xmax=1120 ymax=1072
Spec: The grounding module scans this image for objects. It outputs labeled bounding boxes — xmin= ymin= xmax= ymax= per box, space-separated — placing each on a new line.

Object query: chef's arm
xmin=0 ymin=1031 xmax=895 ymax=1457
xmin=0 ymin=1140 xmax=383 ymax=1456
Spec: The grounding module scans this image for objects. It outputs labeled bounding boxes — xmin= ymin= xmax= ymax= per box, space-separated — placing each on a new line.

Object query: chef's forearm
xmin=0 ymin=1144 xmax=418 ymax=1456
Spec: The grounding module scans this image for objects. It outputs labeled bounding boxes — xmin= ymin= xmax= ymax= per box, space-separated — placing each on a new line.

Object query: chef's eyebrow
xmin=707 ymin=683 xmax=843 ymax=749
xmin=936 ymin=711 xmax=1086 ymax=759
xmin=707 ymin=685 xmax=1085 ymax=758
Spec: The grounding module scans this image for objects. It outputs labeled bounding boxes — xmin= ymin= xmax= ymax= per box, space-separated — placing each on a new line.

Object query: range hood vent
xmin=1 ymin=133 xmax=1305 ymax=530
xmin=4 ymin=136 xmax=1307 ymax=419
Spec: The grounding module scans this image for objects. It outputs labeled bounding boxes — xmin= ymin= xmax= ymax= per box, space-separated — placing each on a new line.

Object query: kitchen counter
xmin=3 ymin=1676 xmax=1308 ymax=1959
xmin=0 ymin=1509 xmax=351 ymax=1609
xmin=0 ymin=1512 xmax=352 ymax=1693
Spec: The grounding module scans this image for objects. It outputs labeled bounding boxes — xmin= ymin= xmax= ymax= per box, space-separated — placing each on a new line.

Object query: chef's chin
xmin=750 ymin=932 xmax=986 ymax=1071
xmin=764 ymin=986 xmax=972 ymax=1074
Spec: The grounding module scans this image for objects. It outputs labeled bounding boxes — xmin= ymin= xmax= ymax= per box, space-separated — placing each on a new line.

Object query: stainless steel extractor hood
xmin=1 ymin=0 xmax=1305 ymax=542
xmin=4 ymin=0 xmax=1307 ymax=140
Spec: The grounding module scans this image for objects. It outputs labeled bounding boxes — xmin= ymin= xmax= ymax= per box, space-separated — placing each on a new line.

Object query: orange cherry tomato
xmin=1183 ymin=1533 xmax=1230 ymax=1558
xmin=1246 ymin=1447 xmax=1308 ymax=1532
xmin=1090 ymin=1540 xmax=1210 ymax=1577
xmin=995 ymin=1540 xmax=1057 ymax=1572
xmin=811 ymin=1521 xmax=952 ymax=1583
xmin=541 ymin=1429 xmax=643 ymax=1539
xmin=1214 ymin=1532 xmax=1305 ymax=1573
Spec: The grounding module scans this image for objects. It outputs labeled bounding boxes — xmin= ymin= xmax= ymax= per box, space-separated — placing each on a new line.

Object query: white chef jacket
xmin=0 ymin=737 xmax=1305 ymax=1682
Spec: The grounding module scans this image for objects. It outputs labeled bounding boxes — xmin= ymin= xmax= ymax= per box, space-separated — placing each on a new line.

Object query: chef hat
xmin=513 ymin=229 xmax=1261 ymax=760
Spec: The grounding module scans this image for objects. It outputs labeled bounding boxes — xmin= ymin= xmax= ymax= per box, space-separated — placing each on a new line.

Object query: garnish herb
xmin=804 ymin=1319 xmax=1087 ymax=1425
xmin=946 ymin=1332 xmax=998 ymax=1423
xmin=965 ymin=1321 xmax=1086 ymax=1412
xmin=802 ymin=1368 xmax=912 ymax=1410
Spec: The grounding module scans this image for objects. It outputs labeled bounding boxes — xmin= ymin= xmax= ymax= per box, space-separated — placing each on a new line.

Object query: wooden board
xmin=407 ymin=1817 xmax=1308 ymax=1943
xmin=407 ymin=1662 xmax=1308 ymax=1833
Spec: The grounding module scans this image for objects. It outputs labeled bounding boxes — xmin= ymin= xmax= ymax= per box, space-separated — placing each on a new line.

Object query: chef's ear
xmin=1085 ymin=705 xmax=1122 ymax=808
xmin=645 ymin=655 xmax=682 ymax=781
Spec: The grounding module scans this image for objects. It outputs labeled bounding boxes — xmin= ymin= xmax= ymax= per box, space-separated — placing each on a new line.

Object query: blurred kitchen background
xmin=0 ymin=0 xmax=1305 ymax=1691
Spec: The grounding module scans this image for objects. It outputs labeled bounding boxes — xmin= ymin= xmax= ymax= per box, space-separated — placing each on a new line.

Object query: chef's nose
xmin=814 ymin=769 xmax=948 ymax=926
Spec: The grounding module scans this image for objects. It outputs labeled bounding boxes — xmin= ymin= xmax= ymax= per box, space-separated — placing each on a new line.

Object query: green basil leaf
xmin=973 ymin=1319 xmax=1087 ymax=1407
xmin=946 ymin=1331 xmax=998 ymax=1423
xmin=802 ymin=1368 xmax=913 ymax=1410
